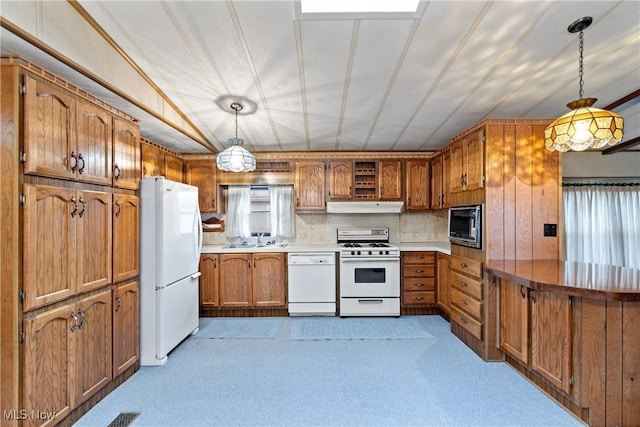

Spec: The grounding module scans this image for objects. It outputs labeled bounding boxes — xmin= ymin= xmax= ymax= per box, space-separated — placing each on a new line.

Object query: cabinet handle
xmin=78 ymin=197 xmax=86 ymax=218
xmin=77 ymin=308 xmax=85 ymax=329
xmin=114 ymin=295 xmax=122 ymax=312
xmin=415 ymin=296 xmax=424 ymax=300
xmin=530 ymin=289 xmax=537 ymax=303
xmin=460 ymin=281 xmax=468 ymax=288
xmin=70 ymin=151 xmax=78 ymax=172
xmin=459 ymin=263 xmax=468 ymax=268
xmin=414 ymin=269 xmax=424 ymax=273
xmin=70 ymin=196 xmax=78 ymax=217
xmin=460 ymin=317 xmax=468 ymax=325
xmin=70 ymin=312 xmax=79 ymax=332
xmin=441 ymin=193 xmax=445 ymax=206
xmin=214 ymin=258 xmax=217 ymax=268
xmin=460 ymin=299 xmax=468 ymax=306
xmin=520 ymin=286 xmax=526 ymax=299
xmin=77 ymin=153 xmax=85 ymax=174
xmin=113 ymin=163 xmax=121 ymax=179
xmin=114 ymin=200 xmax=121 ymax=218
xmin=415 ymin=283 xmax=424 ymax=287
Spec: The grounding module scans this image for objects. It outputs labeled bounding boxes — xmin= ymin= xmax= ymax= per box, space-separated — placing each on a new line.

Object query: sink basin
xmin=222 ymin=244 xmax=256 ymax=249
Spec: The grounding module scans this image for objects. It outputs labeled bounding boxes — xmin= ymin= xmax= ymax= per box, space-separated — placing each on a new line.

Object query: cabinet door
xmin=164 ymin=152 xmax=184 ymax=182
xmin=378 ymin=160 xmax=402 ymax=200
xmin=23 ymin=184 xmax=77 ymax=311
xmin=113 ymin=280 xmax=139 ymax=377
xmin=430 ymin=156 xmax=442 ymax=209
xmin=295 ymin=161 xmax=326 ymax=211
xmin=76 ymin=99 xmax=112 ymax=185
xmin=531 ymin=289 xmax=572 ymax=393
xmin=406 ymin=160 xmax=429 ymax=211
xmin=23 ymin=75 xmax=77 ymax=180
xmin=23 ymin=304 xmax=75 ymax=426
xmin=219 ymin=254 xmax=252 ymax=307
xmin=199 ymin=254 xmax=219 ymax=308
xmin=113 ymin=117 xmax=141 ymax=190
xmin=442 ymin=149 xmax=451 ymax=208
xmin=141 ymin=141 xmax=164 ymax=178
xmin=464 ymin=129 xmax=484 ymax=191
xmin=75 ymin=290 xmax=112 ymax=405
xmin=252 ymin=253 xmax=286 ymax=307
xmin=186 ymin=161 xmax=217 ymax=212
xmin=499 ymin=279 xmax=529 ymax=364
xmin=328 ymin=160 xmax=353 ymax=200
xmin=449 ymin=139 xmax=464 ymax=193
xmin=436 ymin=253 xmax=451 ymax=315
xmin=77 ymin=190 xmax=112 ymax=293
xmin=112 ymin=194 xmax=140 ymax=283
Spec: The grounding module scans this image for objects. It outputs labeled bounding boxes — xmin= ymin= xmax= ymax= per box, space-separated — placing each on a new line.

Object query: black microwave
xmin=448 ymin=205 xmax=482 ymax=249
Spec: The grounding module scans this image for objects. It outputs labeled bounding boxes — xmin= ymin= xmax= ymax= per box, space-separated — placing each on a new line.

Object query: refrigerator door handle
xmin=193 ymin=205 xmax=203 ymax=257
xmin=191 ymin=272 xmax=202 ymax=279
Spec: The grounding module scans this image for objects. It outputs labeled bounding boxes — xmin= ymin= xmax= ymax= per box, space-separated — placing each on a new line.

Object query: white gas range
xmin=337 ymin=228 xmax=400 ymax=317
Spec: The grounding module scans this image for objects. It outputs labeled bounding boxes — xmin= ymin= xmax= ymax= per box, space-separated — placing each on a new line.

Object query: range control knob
xmin=368 ymin=251 xmax=373 ymax=255
xmin=357 ymin=251 xmax=361 ymax=255
xmin=385 ymin=250 xmax=389 ymax=255
xmin=351 ymin=251 xmax=356 ymax=256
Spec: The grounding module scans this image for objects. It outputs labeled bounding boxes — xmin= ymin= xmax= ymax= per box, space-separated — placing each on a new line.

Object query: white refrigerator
xmin=140 ymin=177 xmax=202 ymax=366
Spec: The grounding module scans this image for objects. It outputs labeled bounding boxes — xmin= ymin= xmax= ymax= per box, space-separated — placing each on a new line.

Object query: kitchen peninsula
xmin=486 ymin=259 xmax=640 ymax=426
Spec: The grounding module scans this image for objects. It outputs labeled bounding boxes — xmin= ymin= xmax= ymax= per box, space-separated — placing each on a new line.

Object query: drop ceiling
xmin=1 ymin=1 xmax=639 ymax=154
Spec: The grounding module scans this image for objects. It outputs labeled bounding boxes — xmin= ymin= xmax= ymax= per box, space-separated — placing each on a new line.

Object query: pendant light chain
xmin=578 ymin=30 xmax=584 ymax=100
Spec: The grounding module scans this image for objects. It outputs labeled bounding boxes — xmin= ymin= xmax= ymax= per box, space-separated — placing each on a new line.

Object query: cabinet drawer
xmin=403 ymin=277 xmax=435 ymax=291
xmin=402 ymin=265 xmax=435 ymax=278
xmin=450 ymin=287 xmax=482 ymax=320
xmin=402 ymin=291 xmax=435 ymax=305
xmin=451 ymin=306 xmax=482 ymax=340
xmin=450 ymin=255 xmax=482 ymax=279
xmin=451 ymin=272 xmax=483 ymax=300
xmin=403 ymin=252 xmax=435 ymax=265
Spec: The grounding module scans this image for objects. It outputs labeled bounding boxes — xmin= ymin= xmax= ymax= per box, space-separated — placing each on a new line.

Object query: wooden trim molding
xmin=450 ymin=118 xmax=553 ymax=143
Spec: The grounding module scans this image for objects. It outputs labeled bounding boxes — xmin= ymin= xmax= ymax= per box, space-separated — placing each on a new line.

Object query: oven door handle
xmin=357 ymin=299 xmax=384 ymax=303
xmin=340 ymin=257 xmax=399 ymax=263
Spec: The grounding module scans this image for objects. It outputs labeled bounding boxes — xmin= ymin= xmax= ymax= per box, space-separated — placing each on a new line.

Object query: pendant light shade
xmin=216 ymin=102 xmax=256 ymax=172
xmin=544 ymin=17 xmax=624 ymax=152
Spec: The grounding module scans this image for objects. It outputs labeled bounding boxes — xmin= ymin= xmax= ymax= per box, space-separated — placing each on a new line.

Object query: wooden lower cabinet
xmin=112 ymin=280 xmax=139 ymax=377
xmin=401 ymin=252 xmax=436 ymax=306
xmin=499 ymin=279 xmax=572 ymax=393
xmin=218 ymin=253 xmax=286 ymax=308
xmin=449 ymin=255 xmax=483 ymax=340
xmin=22 ymin=289 xmax=112 ymax=427
xmin=436 ymin=253 xmax=451 ymax=315
xmin=199 ymin=254 xmax=219 ymax=308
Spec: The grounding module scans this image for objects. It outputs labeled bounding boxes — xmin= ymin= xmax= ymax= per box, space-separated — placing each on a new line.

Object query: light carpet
xmin=193 ymin=317 xmax=282 ymax=339
xmin=289 ymin=316 xmax=434 ymax=340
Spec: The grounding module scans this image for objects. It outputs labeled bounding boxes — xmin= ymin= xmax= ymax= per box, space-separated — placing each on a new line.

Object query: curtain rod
xmin=562 ymin=182 xmax=640 ymax=187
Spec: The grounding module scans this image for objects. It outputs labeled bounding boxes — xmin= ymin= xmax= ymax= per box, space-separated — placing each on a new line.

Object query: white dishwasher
xmin=287 ymin=253 xmax=336 ymax=316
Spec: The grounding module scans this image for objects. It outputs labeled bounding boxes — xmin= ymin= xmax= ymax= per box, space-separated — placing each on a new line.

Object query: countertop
xmin=201 ymin=241 xmax=450 ymax=255
xmin=485 ymin=259 xmax=640 ymax=301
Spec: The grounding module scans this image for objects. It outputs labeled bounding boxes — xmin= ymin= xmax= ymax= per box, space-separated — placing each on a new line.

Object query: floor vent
xmin=107 ymin=412 xmax=140 ymax=427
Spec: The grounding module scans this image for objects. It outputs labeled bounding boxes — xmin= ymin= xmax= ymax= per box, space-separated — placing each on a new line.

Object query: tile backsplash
xmin=202 ymin=211 xmax=448 ymax=245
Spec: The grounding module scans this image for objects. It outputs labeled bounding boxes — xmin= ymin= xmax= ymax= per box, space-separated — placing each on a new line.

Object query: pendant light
xmin=216 ymin=102 xmax=256 ymax=172
xmin=544 ymin=17 xmax=624 ymax=152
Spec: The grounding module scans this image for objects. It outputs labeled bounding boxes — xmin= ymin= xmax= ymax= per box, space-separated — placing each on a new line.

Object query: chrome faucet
xmin=256 ymin=233 xmax=265 ymax=246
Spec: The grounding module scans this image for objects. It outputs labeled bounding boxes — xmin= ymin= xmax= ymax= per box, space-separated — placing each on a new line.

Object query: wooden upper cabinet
xmin=112 ymin=117 xmax=141 ymax=190
xmin=164 ymin=152 xmax=184 ymax=182
xmin=112 ymin=280 xmax=139 ymax=377
xmin=442 ymin=149 xmax=451 ymax=208
xmin=406 ymin=160 xmax=429 ymax=211
xmin=141 ymin=141 xmax=164 ymax=178
xmin=450 ymin=128 xmax=484 ymax=193
xmin=378 ymin=160 xmax=402 ymax=200
xmin=22 ymin=184 xmax=77 ymax=311
xmin=186 ymin=161 xmax=217 ymax=212
xmin=430 ymin=154 xmax=443 ymax=209
xmin=328 ymin=160 xmax=353 ymax=200
xmin=112 ymin=194 xmax=139 ymax=283
xmin=295 ymin=161 xmax=326 ymax=211
xmin=23 ymin=75 xmax=77 ymax=180
xmin=76 ymin=99 xmax=112 ymax=185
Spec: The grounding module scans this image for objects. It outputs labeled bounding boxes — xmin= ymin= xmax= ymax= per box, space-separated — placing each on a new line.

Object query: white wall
xmin=202 ymin=211 xmax=448 ymax=245
xmin=563 ymin=151 xmax=640 ymax=178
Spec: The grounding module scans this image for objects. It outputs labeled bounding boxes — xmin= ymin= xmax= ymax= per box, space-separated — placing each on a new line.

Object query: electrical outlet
xmin=543 ymin=224 xmax=557 ymax=237
xmin=300 ymin=231 xmax=307 ymax=239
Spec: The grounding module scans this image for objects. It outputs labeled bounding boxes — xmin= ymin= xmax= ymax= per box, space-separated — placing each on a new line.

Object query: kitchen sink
xmin=222 ymin=243 xmax=256 ymax=249
xmin=222 ymin=242 xmax=288 ymax=249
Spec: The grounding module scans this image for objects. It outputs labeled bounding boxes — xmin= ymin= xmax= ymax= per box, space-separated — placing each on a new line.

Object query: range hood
xmin=326 ymin=201 xmax=404 ymax=214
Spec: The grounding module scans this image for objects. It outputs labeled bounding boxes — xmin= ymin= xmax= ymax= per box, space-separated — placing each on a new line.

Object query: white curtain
xmin=270 ymin=186 xmax=295 ymax=239
xmin=563 ymin=185 xmax=640 ymax=269
xmin=226 ymin=186 xmax=251 ymax=239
